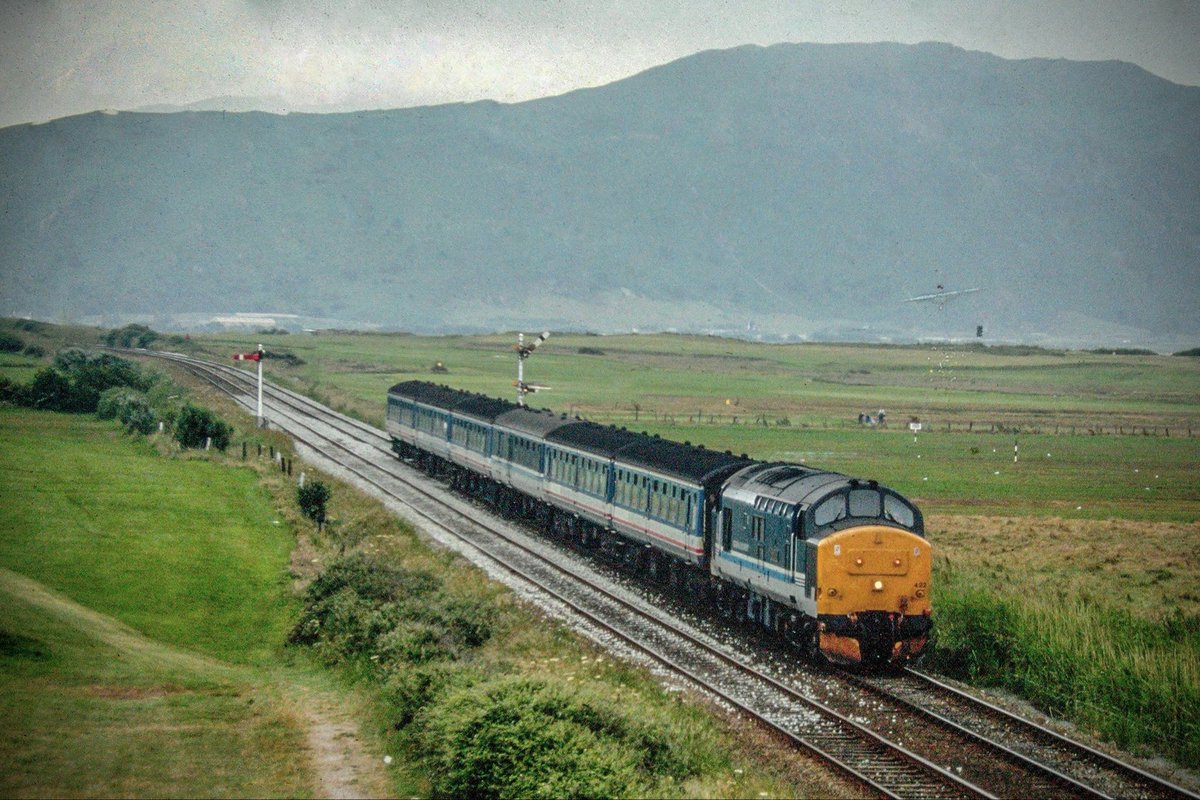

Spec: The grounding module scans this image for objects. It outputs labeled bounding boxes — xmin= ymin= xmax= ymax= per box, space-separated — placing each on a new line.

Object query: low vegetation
xmin=928 ymin=564 xmax=1200 ymax=767
xmin=285 ymin=495 xmax=836 ymax=799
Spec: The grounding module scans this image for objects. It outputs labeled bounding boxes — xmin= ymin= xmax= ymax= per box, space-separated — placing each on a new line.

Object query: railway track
xmin=136 ymin=349 xmax=1198 ymax=800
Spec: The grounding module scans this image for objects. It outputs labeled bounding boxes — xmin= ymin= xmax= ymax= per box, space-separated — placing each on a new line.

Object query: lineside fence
xmin=580 ymin=411 xmax=1197 ymax=438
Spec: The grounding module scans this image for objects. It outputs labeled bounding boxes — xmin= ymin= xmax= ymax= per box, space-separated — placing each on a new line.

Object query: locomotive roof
xmin=725 ymin=462 xmax=856 ymax=508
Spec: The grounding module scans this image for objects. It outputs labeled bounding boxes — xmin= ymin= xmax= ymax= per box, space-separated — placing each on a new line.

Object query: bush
xmin=0 ymin=332 xmax=24 ymax=353
xmin=103 ymin=324 xmax=159 ymax=349
xmin=413 ymin=676 xmax=719 ymax=799
xmin=26 ymin=367 xmax=77 ymax=411
xmin=925 ymin=585 xmax=1017 ymax=681
xmin=97 ymin=387 xmax=158 ymax=434
xmin=297 ymin=480 xmax=332 ymax=526
xmin=22 ymin=344 xmax=46 ymax=358
xmin=173 ymin=404 xmax=231 ymax=450
xmin=0 ymin=377 xmax=29 ymax=406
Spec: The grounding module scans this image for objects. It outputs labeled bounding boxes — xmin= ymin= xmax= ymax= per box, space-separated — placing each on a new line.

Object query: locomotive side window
xmin=849 ymin=489 xmax=881 ymax=518
xmin=813 ymin=495 xmax=847 ymax=527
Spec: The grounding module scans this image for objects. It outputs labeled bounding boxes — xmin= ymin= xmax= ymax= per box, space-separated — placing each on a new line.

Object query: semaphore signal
xmin=513 ymin=331 xmax=550 ymax=406
xmin=233 ymin=344 xmax=267 ymax=426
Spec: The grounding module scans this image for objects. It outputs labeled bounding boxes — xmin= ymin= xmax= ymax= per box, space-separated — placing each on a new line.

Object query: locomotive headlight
xmin=827 ymin=587 xmax=838 ymax=597
xmin=872 ymin=580 xmax=884 ymax=592
xmin=915 ymin=589 xmax=926 ymax=598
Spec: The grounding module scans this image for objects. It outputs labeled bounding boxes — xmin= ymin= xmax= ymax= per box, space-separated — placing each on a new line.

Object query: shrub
xmin=98 ymin=388 xmax=159 ymax=435
xmin=26 ymin=367 xmax=76 ymax=411
xmin=173 ymin=404 xmax=231 ymax=450
xmin=103 ymin=323 xmax=159 ymax=349
xmin=0 ymin=377 xmax=29 ymax=406
xmin=123 ymin=402 xmax=158 ymax=435
xmin=413 ymin=676 xmax=720 ymax=799
xmin=22 ymin=344 xmax=46 ymax=358
xmin=0 ymin=332 xmax=24 ymax=353
xmin=925 ymin=584 xmax=1017 ymax=681
xmin=297 ymin=480 xmax=332 ymax=526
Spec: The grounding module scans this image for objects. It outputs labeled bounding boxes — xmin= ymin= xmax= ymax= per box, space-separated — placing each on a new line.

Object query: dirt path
xmin=303 ymin=699 xmax=392 ymax=799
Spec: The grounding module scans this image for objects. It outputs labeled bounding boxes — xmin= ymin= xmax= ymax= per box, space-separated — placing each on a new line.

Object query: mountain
xmin=2 ymin=42 xmax=1198 ymax=347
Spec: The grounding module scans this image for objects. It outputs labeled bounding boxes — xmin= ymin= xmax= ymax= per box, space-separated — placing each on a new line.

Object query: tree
xmin=0 ymin=332 xmax=24 ymax=353
xmin=104 ymin=324 xmax=159 ymax=349
xmin=297 ymin=480 xmax=331 ymax=529
xmin=174 ymin=404 xmax=232 ymax=450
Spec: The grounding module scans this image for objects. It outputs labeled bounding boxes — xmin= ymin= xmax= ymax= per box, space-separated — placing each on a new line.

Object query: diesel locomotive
xmin=386 ymin=380 xmax=931 ymax=667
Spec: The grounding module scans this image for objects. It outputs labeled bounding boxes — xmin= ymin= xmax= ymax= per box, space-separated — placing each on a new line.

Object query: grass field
xmin=0 ymin=409 xmax=315 ymax=797
xmin=185 ymin=330 xmax=1200 ymax=522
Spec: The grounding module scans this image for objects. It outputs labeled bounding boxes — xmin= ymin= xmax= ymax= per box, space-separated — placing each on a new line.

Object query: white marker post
xmin=256 ymin=343 xmax=264 ymax=427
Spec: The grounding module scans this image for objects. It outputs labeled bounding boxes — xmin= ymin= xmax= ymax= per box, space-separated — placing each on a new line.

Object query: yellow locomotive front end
xmin=815 ymin=524 xmax=932 ymax=667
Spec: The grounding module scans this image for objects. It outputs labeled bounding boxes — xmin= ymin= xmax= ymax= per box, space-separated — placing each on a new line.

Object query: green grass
xmin=0 ymin=408 xmax=314 ymax=797
xmin=625 ymin=424 xmax=1200 ymax=521
xmin=927 ymin=564 xmax=1200 ymax=768
xmin=0 ymin=575 xmax=309 ymax=798
xmin=0 ymin=409 xmax=296 ymax=664
xmin=190 ymin=330 xmax=1200 ymax=426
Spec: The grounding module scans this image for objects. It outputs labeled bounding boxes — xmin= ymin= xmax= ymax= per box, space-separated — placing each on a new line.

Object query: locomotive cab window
xmin=848 ymin=489 xmax=881 ymax=518
xmin=813 ymin=495 xmax=847 ymax=527
xmin=883 ymin=494 xmax=915 ymax=528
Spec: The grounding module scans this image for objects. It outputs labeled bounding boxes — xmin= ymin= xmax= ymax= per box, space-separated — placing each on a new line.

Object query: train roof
xmin=548 ymin=422 xmax=755 ymax=485
xmin=386 ymin=382 xmax=748 ymax=484
xmin=387 ymin=381 xmax=470 ymax=410
xmin=616 ymin=436 xmax=756 ymax=485
xmin=546 ymin=420 xmax=643 ymax=457
xmin=453 ymin=394 xmax=519 ymax=422
xmin=494 ymin=407 xmax=578 ymax=438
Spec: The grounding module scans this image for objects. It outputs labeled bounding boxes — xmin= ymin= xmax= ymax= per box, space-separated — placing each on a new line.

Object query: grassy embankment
xmin=187 ymin=329 xmax=1200 ymax=771
xmin=0 ymin=408 xmax=317 ymax=797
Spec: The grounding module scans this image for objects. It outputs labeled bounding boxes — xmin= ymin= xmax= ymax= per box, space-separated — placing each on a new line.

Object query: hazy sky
xmin=2 ymin=1 xmax=1198 ymax=129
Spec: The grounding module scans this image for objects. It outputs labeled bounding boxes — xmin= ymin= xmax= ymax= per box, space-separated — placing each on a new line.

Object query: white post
xmin=256 ymin=343 xmax=264 ymax=427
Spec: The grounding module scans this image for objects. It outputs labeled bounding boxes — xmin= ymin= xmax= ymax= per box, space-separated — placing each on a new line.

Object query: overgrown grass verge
xmin=926 ymin=560 xmax=1200 ymax=768
xmin=286 ymin=493 xmax=846 ymax=799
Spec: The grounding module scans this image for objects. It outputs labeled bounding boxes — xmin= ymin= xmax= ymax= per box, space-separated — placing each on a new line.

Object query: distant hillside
xmin=1 ymin=42 xmax=1197 ymax=346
